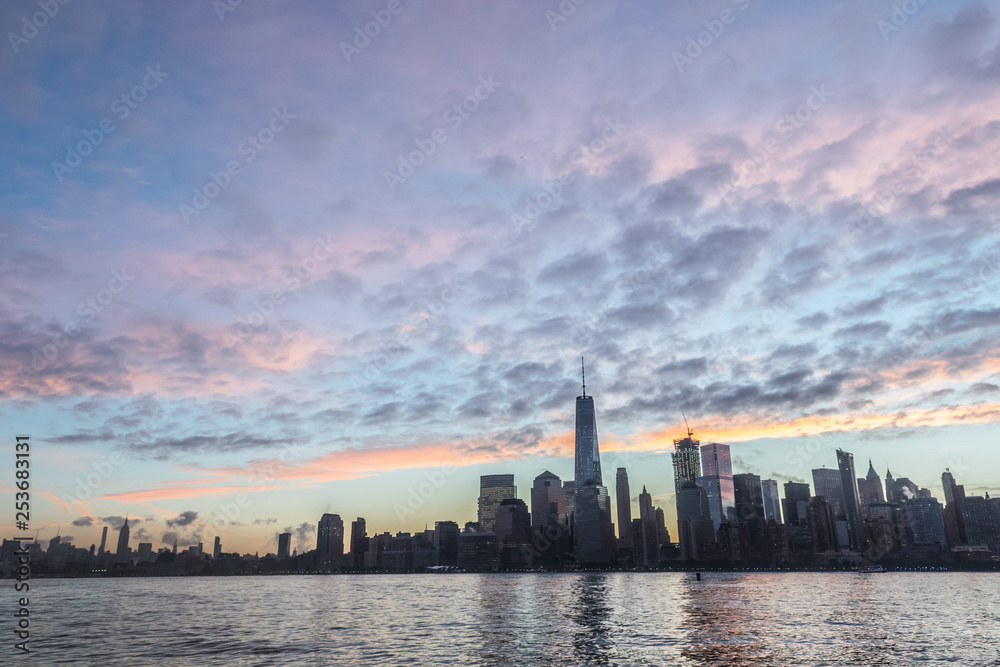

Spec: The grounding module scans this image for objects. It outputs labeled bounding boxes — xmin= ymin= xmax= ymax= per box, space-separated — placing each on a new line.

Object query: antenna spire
xmin=581 ymin=356 xmax=587 ymax=397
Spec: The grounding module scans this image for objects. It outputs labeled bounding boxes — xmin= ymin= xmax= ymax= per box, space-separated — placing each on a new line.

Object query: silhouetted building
xmin=615 ymin=467 xmax=633 ymax=549
xmin=349 ymin=518 xmax=367 ymax=569
xmin=857 ymin=460 xmax=885 ymax=515
xmin=434 ymin=521 xmax=460 ymax=567
xmin=98 ymin=527 xmax=108 ymax=557
xmin=574 ymin=479 xmax=616 ymax=564
xmin=733 ymin=473 xmax=764 ymax=523
xmin=574 ymin=358 xmax=602 ymax=485
xmin=903 ymin=498 xmax=947 ymax=548
xmin=676 ymin=481 xmax=715 ymax=561
xmin=115 ymin=517 xmax=130 ymax=559
xmin=961 ymin=495 xmax=1000 ymax=552
xmin=812 ymin=468 xmax=845 ymax=518
xmin=213 ymin=536 xmax=221 ymax=559
xmin=137 ymin=542 xmax=154 ymax=563
xmin=277 ymin=533 xmax=291 ymax=559
xmin=782 ymin=481 xmax=811 ymax=526
xmin=478 ymin=474 xmax=516 ymax=532
xmin=316 ymin=513 xmax=344 ymax=570
xmin=495 ymin=498 xmax=532 ymax=569
xmin=531 ymin=470 xmax=566 ymax=529
xmin=836 ymin=449 xmax=865 ymax=551
xmin=761 ymin=479 xmax=782 ymax=523
xmin=809 ymin=496 xmax=837 ymax=553
xmin=637 ymin=486 xmax=659 ymax=566
xmin=458 ymin=531 xmax=499 ymax=571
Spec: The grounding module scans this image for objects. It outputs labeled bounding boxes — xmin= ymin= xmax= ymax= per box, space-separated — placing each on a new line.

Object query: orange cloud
xmin=100 ymin=484 xmax=280 ymax=504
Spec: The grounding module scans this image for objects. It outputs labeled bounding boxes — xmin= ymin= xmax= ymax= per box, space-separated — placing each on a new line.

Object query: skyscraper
xmin=733 ymin=473 xmax=764 ymax=521
xmin=531 ymin=471 xmax=566 ymax=529
xmin=698 ymin=442 xmax=735 ymax=530
xmin=573 ymin=479 xmax=616 ymax=563
xmin=434 ymin=521 xmax=460 ymax=567
xmin=350 ymin=518 xmax=367 ymax=569
xmin=115 ymin=516 xmax=130 ymax=558
xmin=782 ymin=481 xmax=811 ymax=526
xmin=213 ymin=536 xmax=221 ymax=559
xmin=98 ymin=526 xmax=108 ymax=557
xmin=277 ymin=533 xmax=291 ymax=559
xmin=812 ymin=467 xmax=846 ymax=518
xmin=836 ymin=449 xmax=865 ymax=552
xmin=860 ymin=460 xmax=885 ymax=504
xmin=637 ymin=485 xmax=659 ymax=566
xmin=478 ymin=474 xmax=517 ymax=532
xmin=676 ymin=481 xmax=715 ymax=561
xmin=574 ymin=358 xmax=602 ymax=485
xmin=903 ymin=498 xmax=947 ymax=547
xmin=316 ymin=513 xmax=344 ymax=570
xmin=672 ymin=428 xmax=701 ymax=495
xmin=616 ymin=467 xmax=633 ymax=548
xmin=761 ymin=479 xmax=782 ymax=523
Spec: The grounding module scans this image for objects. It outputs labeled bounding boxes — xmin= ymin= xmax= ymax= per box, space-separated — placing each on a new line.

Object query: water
xmin=19 ymin=572 xmax=1000 ymax=665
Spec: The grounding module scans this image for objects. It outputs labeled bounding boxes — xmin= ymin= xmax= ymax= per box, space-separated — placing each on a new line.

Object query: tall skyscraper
xmin=573 ymin=479 xmax=616 ymax=563
xmin=782 ymin=481 xmax=811 ymax=526
xmin=574 ymin=358 xmax=602 ymax=485
xmin=213 ymin=536 xmax=221 ymax=559
xmin=836 ymin=449 xmax=865 ymax=551
xmin=616 ymin=468 xmax=633 ymax=548
xmin=316 ymin=513 xmax=344 ymax=570
xmin=861 ymin=460 xmax=885 ymax=503
xmin=812 ymin=467 xmax=846 ymax=517
xmin=733 ymin=473 xmax=764 ymax=521
xmin=277 ymin=533 xmax=291 ymax=559
xmin=761 ymin=479 xmax=782 ymax=523
xmin=350 ymin=518 xmax=367 ymax=569
xmin=98 ymin=526 xmax=108 ymax=557
xmin=672 ymin=428 xmax=701 ymax=495
xmin=531 ymin=471 xmax=566 ymax=529
xmin=637 ymin=485 xmax=659 ymax=566
xmin=478 ymin=474 xmax=517 ymax=532
xmin=698 ymin=442 xmax=735 ymax=530
xmin=115 ymin=516 xmax=130 ymax=558
xmin=676 ymin=481 xmax=715 ymax=561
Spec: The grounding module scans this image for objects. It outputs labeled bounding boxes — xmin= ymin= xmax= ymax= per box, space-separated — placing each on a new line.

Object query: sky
xmin=1 ymin=0 xmax=998 ymax=556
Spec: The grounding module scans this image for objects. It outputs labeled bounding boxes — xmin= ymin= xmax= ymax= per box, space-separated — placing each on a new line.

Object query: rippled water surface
xmin=22 ymin=572 xmax=1000 ymax=665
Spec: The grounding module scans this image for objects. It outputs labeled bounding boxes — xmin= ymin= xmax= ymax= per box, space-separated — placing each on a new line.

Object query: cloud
xmin=71 ymin=516 xmax=94 ymax=527
xmin=166 ymin=511 xmax=199 ymax=528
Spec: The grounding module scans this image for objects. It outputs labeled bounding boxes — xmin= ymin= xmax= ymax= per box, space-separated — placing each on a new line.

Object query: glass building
xmin=574 ymin=359 xmax=602 ymax=485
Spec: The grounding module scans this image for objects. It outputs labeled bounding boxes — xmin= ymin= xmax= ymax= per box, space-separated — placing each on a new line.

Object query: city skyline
xmin=2 ymin=0 xmax=999 ymax=556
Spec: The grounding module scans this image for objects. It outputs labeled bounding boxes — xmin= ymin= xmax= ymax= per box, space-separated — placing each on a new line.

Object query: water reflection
xmin=679 ymin=573 xmax=776 ymax=665
xmin=568 ymin=573 xmax=614 ymax=664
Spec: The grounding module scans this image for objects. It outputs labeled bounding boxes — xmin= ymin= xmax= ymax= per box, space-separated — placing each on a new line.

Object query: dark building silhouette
xmin=458 ymin=531 xmax=499 ymax=571
xmin=434 ymin=521 xmax=460 ymax=567
xmin=213 ymin=536 xmax=221 ymax=559
xmin=809 ymin=496 xmax=837 ymax=553
xmin=836 ymin=449 xmax=865 ymax=551
xmin=495 ymin=498 xmax=532 ymax=569
xmin=277 ymin=533 xmax=291 ymax=559
xmin=115 ymin=517 xmax=130 ymax=559
xmin=637 ymin=486 xmax=659 ymax=566
xmin=672 ymin=433 xmax=701 ymax=495
xmin=733 ymin=473 xmax=764 ymax=522
xmin=350 ymin=518 xmax=368 ymax=569
xmin=574 ymin=358 xmax=602 ymax=486
xmin=98 ymin=526 xmax=108 ymax=557
xmin=531 ymin=470 xmax=566 ymax=529
xmin=782 ymin=482 xmax=811 ymax=527
xmin=316 ymin=513 xmax=344 ymax=570
xmin=615 ymin=467 xmax=633 ymax=549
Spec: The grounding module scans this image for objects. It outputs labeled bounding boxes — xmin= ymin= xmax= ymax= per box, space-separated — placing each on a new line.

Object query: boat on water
xmin=858 ymin=564 xmax=887 ymax=573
